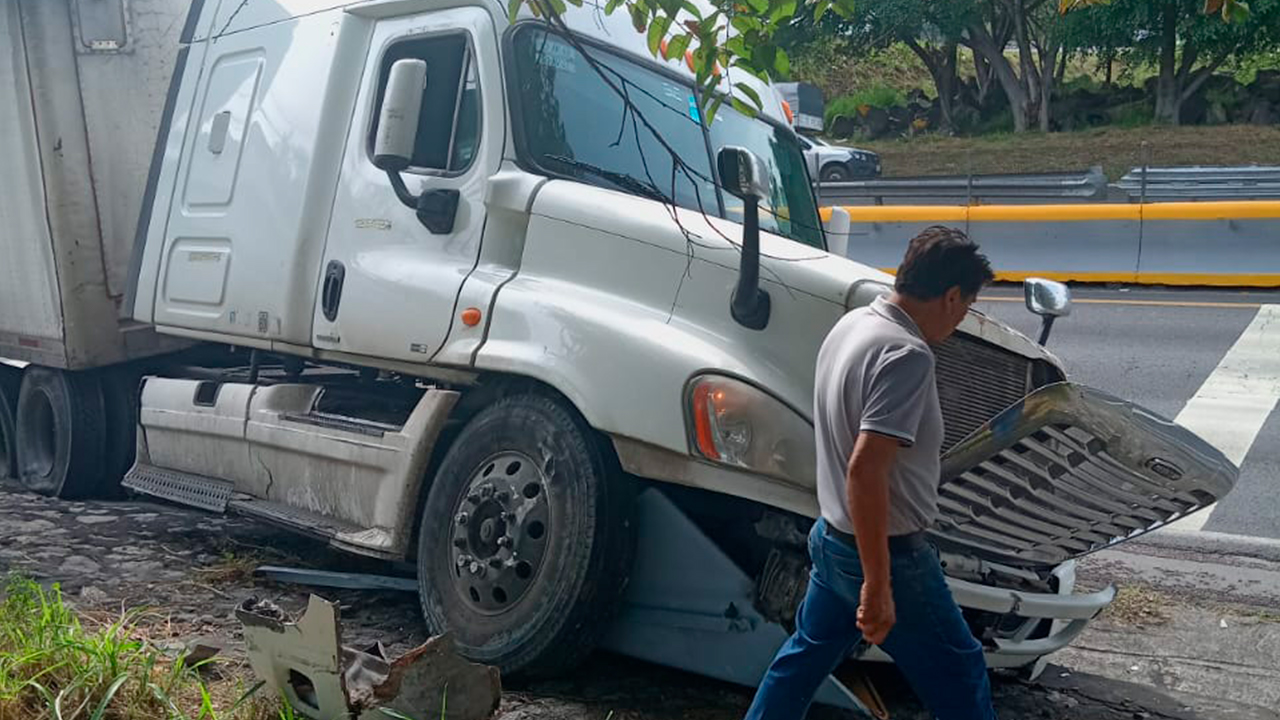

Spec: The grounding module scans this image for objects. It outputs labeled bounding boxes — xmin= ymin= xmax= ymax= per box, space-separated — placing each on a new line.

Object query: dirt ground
xmin=1 ymin=480 xmax=1275 ymax=720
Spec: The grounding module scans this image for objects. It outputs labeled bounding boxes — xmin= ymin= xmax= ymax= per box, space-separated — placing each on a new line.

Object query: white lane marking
xmin=1163 ymin=304 xmax=1280 ymax=533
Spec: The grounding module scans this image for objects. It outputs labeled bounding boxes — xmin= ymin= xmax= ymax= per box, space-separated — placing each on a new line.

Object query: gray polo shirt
xmin=814 ymin=296 xmax=944 ymax=537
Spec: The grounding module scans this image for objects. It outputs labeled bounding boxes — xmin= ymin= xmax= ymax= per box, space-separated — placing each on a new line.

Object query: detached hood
xmin=932 ymin=383 xmax=1238 ymax=568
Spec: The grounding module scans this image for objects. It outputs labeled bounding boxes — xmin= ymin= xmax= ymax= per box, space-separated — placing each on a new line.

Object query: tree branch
xmin=1182 ymin=51 xmax=1232 ymax=101
xmin=1176 ymin=43 xmax=1199 ymax=82
xmin=902 ymin=36 xmax=940 ymax=75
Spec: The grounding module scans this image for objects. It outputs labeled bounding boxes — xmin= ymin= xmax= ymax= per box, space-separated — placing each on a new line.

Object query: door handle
xmin=321 ymin=260 xmax=345 ymax=322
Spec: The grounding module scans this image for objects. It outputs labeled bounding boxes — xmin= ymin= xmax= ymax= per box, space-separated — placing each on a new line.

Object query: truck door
xmin=311 ymin=8 xmax=499 ymax=362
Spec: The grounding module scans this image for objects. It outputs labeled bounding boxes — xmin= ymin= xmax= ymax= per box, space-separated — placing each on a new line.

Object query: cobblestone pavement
xmin=2 ymin=480 xmax=1273 ymax=720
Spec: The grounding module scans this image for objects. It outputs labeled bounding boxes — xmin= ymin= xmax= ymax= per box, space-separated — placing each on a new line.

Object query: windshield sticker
xmin=687 ymin=95 xmax=700 ymax=123
xmin=536 ymin=41 xmax=578 ymax=73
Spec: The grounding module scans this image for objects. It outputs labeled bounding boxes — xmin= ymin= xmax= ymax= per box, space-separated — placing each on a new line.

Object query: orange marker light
xmin=781 ymin=99 xmax=794 ymax=124
xmin=461 ymin=307 xmax=482 ymax=326
xmin=692 ymin=384 xmax=720 ymax=460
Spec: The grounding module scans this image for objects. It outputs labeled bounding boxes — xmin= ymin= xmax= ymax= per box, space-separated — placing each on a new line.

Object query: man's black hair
xmin=894 ymin=226 xmax=994 ymax=300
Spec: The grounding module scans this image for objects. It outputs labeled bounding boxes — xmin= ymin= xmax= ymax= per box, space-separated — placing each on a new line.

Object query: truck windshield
xmin=509 ymin=26 xmax=823 ymax=248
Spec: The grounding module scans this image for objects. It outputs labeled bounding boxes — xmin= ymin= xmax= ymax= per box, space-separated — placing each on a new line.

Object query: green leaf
xmin=730 ymin=97 xmax=757 ymax=117
xmin=774 ymin=46 xmax=790 ymax=77
xmin=704 ymin=93 xmax=727 ymax=123
xmin=630 ymin=4 xmax=647 ymax=32
xmin=664 ymin=33 xmax=691 ymax=60
xmin=604 ymin=0 xmax=624 ymax=11
xmin=507 ymin=0 xmax=523 ymax=22
xmin=746 ymin=0 xmax=768 ymax=12
xmin=768 ymin=0 xmax=798 ymax=23
xmin=813 ymin=0 xmax=830 ymax=21
xmin=647 ymin=14 xmax=671 ymax=56
xmin=567 ymin=0 xmax=584 ymax=6
xmin=547 ymin=0 xmax=567 ymax=14
xmin=734 ymin=81 xmax=762 ymax=110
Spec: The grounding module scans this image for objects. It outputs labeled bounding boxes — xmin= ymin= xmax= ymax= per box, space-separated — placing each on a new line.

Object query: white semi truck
xmin=0 ymin=0 xmax=1237 ymax=712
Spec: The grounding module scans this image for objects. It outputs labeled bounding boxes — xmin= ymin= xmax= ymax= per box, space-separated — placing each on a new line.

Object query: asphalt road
xmin=975 ymin=285 xmax=1280 ymax=543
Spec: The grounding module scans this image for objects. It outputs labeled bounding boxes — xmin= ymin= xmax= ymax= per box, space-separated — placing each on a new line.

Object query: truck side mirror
xmin=1024 ymin=277 xmax=1072 ymax=345
xmin=373 ymin=59 xmax=427 ymax=172
xmin=718 ymin=146 xmax=770 ymax=201
xmin=716 ymin=146 xmax=771 ymax=331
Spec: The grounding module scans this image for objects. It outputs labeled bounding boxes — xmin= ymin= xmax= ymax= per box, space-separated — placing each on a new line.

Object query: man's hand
xmin=857 ymin=582 xmax=896 ymax=644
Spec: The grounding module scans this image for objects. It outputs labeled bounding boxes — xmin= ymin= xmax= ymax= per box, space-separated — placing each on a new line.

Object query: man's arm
xmin=847 ymin=430 xmax=901 ymax=644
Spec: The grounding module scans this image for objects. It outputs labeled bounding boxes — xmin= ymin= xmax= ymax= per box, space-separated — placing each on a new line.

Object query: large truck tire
xmin=0 ymin=367 xmax=20 ymax=480
xmin=417 ymin=392 xmax=635 ymax=679
xmin=97 ymin=368 xmax=140 ymax=498
xmin=15 ymin=367 xmax=107 ymax=499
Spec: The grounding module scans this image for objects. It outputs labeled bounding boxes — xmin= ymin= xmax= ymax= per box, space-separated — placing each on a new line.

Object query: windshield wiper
xmin=542 ymin=154 xmax=672 ymax=205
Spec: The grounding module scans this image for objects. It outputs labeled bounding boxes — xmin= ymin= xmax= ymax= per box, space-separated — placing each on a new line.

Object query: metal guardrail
xmin=1116 ymin=165 xmax=1280 ymax=202
xmin=818 ymin=167 xmax=1108 ymax=205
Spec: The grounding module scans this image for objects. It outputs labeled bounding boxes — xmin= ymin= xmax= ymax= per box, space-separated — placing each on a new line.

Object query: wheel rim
xmin=448 ymin=451 xmax=551 ymax=615
xmin=25 ymin=389 xmax=57 ymax=480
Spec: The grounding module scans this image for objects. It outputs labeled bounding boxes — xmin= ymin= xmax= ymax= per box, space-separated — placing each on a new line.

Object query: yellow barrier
xmin=819 ymin=200 xmax=1280 ymax=287
xmin=829 ymin=200 xmax=1280 ymax=224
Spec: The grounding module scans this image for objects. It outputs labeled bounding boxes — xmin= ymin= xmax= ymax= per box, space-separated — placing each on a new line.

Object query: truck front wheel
xmin=14 ymin=367 xmax=106 ymax=499
xmin=417 ymin=392 xmax=635 ymax=679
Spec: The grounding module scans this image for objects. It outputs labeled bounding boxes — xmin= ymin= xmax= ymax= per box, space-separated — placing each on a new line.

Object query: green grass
xmin=0 ymin=575 xmax=277 ymax=720
xmin=852 ymin=124 xmax=1280 ymax=181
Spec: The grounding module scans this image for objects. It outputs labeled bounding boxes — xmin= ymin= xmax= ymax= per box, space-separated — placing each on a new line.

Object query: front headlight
xmin=687 ymin=375 xmax=816 ymax=485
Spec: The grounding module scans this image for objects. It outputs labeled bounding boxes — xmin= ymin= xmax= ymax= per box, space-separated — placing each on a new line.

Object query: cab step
xmin=122 ymin=463 xmax=234 ymax=512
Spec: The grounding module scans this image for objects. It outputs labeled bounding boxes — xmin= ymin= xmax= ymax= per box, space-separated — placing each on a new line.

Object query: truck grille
xmin=934 ymin=334 xmax=1031 ymax=451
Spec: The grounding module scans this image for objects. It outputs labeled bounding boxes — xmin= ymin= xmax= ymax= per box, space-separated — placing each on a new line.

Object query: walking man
xmin=744 ymin=226 xmax=997 ymax=720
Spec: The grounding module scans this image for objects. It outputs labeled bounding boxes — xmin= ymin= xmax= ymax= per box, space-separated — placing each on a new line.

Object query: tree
xmin=957 ymin=0 xmax=1069 ymax=132
xmin=791 ymin=0 xmax=970 ymax=131
xmin=1064 ymin=0 xmax=1280 ymax=124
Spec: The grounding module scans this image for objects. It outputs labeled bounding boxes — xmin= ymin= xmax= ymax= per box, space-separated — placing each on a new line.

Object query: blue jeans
xmin=744 ymin=519 xmax=996 ymax=720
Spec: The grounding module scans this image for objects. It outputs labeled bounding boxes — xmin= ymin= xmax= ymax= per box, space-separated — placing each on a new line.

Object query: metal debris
xmin=253 ymin=566 xmax=419 ymax=593
xmin=235 ymin=594 xmax=500 ymax=720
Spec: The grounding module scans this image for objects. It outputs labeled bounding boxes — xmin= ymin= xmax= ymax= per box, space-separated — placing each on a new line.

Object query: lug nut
xmin=469 ymin=561 xmax=481 ymax=574
xmin=480 ymin=484 xmax=494 ymax=498
xmin=501 ymin=512 xmax=514 ymax=522
xmin=498 ymin=536 xmax=512 ymax=548
xmin=456 ymin=511 xmax=469 ymax=525
xmin=457 ymin=554 xmax=472 ymax=566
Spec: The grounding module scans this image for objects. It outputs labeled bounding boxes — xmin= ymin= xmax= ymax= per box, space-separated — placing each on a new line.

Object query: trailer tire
xmin=15 ymin=367 xmax=107 ymax=499
xmin=0 ymin=367 xmax=20 ymax=480
xmin=417 ymin=392 xmax=635 ymax=680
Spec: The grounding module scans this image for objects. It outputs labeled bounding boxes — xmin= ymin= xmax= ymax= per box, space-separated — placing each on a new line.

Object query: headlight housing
xmin=686 ymin=375 xmax=816 ymax=486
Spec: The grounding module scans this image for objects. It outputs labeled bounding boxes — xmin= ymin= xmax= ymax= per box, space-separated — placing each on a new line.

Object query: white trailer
xmin=0 ymin=0 xmax=1238 ymax=714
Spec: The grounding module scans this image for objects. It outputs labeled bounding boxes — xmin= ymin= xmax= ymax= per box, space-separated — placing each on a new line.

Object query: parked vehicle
xmin=0 ymin=0 xmax=1235 ymax=712
xmin=800 ymin=134 xmax=883 ymax=181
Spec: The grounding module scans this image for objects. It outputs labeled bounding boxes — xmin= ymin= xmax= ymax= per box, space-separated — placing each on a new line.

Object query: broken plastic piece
xmin=235 ymin=594 xmax=500 ymax=720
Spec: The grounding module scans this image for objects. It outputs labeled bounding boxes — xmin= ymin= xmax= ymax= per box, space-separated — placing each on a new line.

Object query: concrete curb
xmin=1127 ymin=529 xmax=1280 ymax=562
